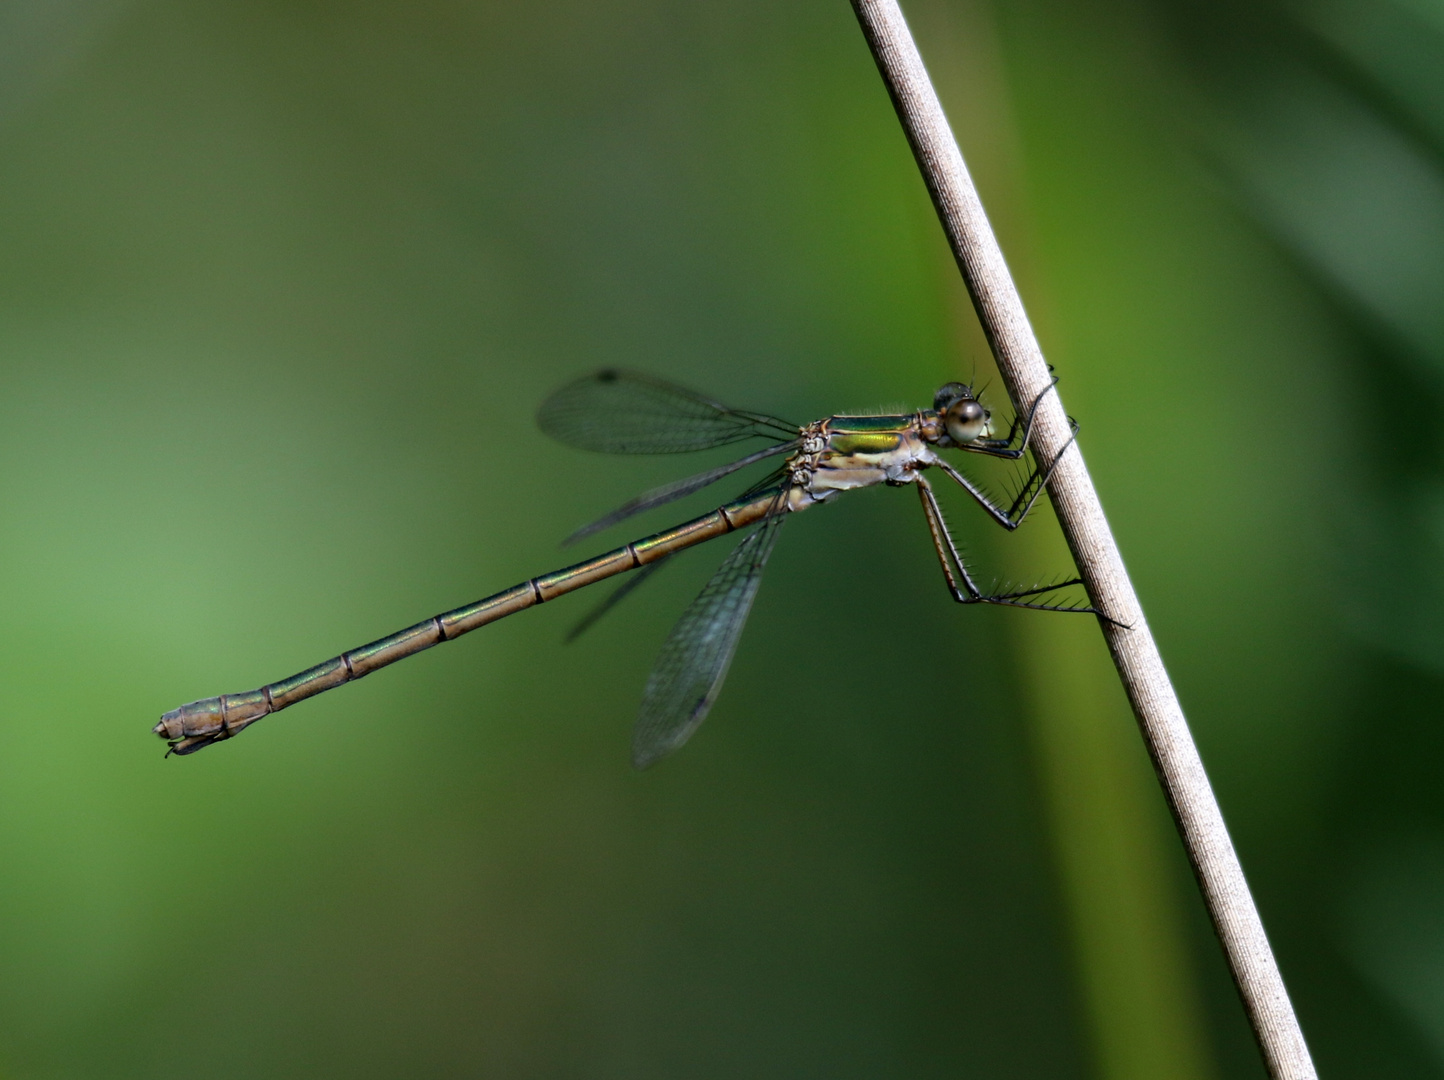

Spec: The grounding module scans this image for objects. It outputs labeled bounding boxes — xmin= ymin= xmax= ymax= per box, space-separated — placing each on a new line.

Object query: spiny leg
xmin=916 ymin=474 xmax=984 ymax=601
xmin=915 ymin=474 xmax=1094 ymax=613
xmin=935 ymin=424 xmax=1078 ymax=532
xmin=966 ymin=376 xmax=1060 ymax=461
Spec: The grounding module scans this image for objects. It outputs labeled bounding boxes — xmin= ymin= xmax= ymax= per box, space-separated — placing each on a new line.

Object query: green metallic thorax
xmin=824 ymin=416 xmax=903 ymax=456
xmin=789 ymin=413 xmax=940 ymax=505
xmin=824 ymin=413 xmax=914 ymax=455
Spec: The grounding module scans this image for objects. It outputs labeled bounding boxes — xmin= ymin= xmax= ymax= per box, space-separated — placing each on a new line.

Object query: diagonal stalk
xmin=848 ymin=2 xmax=1317 ymax=1076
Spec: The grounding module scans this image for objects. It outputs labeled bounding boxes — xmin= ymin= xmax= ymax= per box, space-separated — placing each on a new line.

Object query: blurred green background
xmin=0 ymin=0 xmax=1437 ymax=1075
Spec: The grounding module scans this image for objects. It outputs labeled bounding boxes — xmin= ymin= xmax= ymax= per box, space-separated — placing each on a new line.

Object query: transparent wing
xmin=631 ymin=499 xmax=787 ymax=769
xmin=537 ymin=369 xmax=797 ymax=454
xmin=565 ymin=556 xmax=673 ymax=642
xmin=564 ymin=441 xmax=797 ymax=546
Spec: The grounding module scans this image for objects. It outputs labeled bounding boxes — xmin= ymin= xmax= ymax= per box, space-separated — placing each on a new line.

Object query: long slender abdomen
xmin=155 ymin=490 xmax=781 ymax=754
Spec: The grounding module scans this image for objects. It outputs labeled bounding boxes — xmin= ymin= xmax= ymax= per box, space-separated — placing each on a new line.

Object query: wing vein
xmin=631 ymin=497 xmax=787 ymax=768
xmin=538 ymin=369 xmax=796 ymax=454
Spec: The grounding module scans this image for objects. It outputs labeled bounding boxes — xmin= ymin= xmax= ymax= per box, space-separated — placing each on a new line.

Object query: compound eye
xmin=945 ymin=399 xmax=987 ymax=444
xmin=933 ymin=381 xmax=970 ymax=412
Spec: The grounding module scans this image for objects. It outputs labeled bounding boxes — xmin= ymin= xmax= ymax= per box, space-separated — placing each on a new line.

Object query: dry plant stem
xmin=848 ymin=2 xmax=1317 ymax=1077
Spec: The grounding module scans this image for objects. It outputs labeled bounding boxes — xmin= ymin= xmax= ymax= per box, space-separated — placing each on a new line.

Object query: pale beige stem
xmin=848 ymin=2 xmax=1316 ymax=1076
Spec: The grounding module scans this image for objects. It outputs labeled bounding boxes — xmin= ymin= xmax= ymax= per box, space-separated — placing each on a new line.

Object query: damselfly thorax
xmin=156 ymin=371 xmax=1091 ymax=766
xmin=787 ymin=413 xmax=944 ymax=508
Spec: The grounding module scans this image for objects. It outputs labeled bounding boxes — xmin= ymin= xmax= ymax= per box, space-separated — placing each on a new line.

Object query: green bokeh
xmin=0 ymin=0 xmax=1437 ymax=1076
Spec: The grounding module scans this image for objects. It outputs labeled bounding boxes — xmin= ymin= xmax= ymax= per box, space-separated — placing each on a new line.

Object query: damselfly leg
xmin=934 ymin=423 xmax=1079 ymax=532
xmin=959 ymin=376 xmax=1059 ymax=460
xmin=915 ymin=474 xmax=1093 ymax=614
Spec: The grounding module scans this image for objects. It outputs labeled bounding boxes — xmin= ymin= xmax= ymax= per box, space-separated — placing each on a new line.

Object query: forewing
xmin=537 ymin=369 xmax=795 ymax=454
xmin=631 ymin=507 xmax=786 ymax=768
xmin=564 ymin=441 xmax=796 ymax=545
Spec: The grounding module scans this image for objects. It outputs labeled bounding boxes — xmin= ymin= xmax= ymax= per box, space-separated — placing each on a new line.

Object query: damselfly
xmin=155 ymin=370 xmax=1093 ymax=766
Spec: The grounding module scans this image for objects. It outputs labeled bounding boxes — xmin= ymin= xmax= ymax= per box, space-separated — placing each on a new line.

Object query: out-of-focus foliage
xmin=1154 ymin=0 xmax=1444 ymax=1072
xmin=0 ymin=0 xmax=1438 ymax=1076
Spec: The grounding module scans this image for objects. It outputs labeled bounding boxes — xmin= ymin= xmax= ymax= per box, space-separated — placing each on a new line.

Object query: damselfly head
xmin=934 ymin=383 xmax=991 ymax=445
xmin=933 ymin=382 xmax=972 ymax=412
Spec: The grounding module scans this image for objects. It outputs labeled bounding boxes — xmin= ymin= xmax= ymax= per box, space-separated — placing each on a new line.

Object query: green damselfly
xmin=156 ymin=370 xmax=1092 ymax=766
